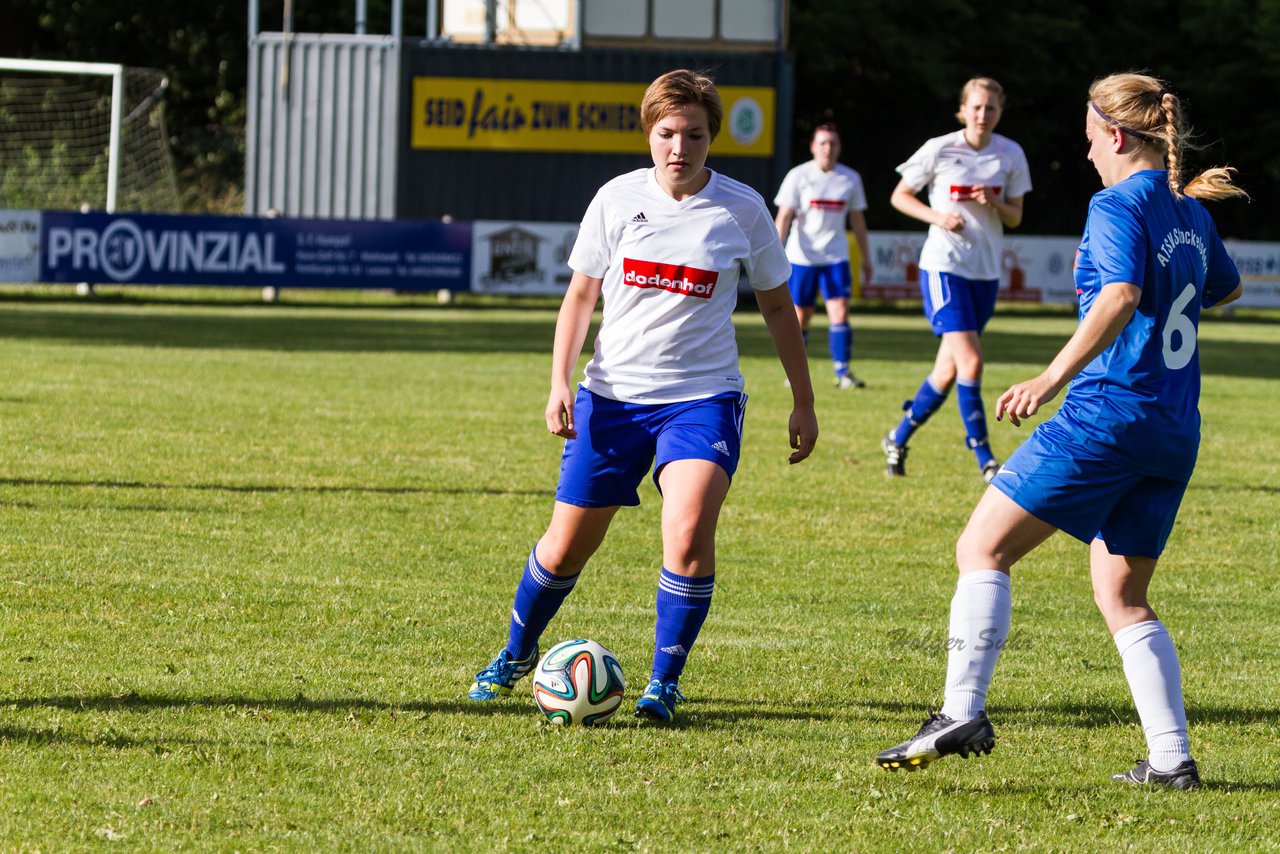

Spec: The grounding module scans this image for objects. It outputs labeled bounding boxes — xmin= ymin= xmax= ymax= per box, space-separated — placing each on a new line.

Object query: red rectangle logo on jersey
xmin=952 ymin=184 xmax=998 ymax=201
xmin=808 ymin=198 xmax=847 ymax=211
xmin=949 ymin=184 xmax=1002 ymax=201
xmin=622 ymin=258 xmax=719 ymax=299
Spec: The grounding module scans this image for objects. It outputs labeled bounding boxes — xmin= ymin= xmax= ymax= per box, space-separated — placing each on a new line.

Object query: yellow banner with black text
xmin=411 ymin=77 xmax=774 ymax=156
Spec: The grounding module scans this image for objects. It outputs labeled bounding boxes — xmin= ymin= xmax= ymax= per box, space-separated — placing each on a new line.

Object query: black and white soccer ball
xmin=532 ymin=638 xmax=625 ymax=726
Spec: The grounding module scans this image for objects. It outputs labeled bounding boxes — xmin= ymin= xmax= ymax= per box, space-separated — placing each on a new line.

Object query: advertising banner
xmin=411 ymin=77 xmax=774 ymax=157
xmin=1224 ymin=240 xmax=1280 ymax=309
xmin=863 ymin=231 xmax=1079 ymax=305
xmin=39 ymin=212 xmax=472 ymax=290
xmin=0 ymin=209 xmax=40 ymax=283
xmin=471 ymin=220 xmax=579 ymax=295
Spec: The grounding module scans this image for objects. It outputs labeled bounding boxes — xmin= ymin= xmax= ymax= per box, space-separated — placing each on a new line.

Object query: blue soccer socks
xmin=506 ymin=548 xmax=579 ymax=661
xmin=829 ymin=322 xmax=852 ymax=377
xmin=956 ymin=378 xmax=996 ymax=468
xmin=651 ymin=568 xmax=714 ymax=683
xmin=891 ymin=376 xmax=949 ymax=446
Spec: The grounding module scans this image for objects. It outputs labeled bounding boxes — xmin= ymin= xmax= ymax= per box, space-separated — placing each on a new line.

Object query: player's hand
xmin=971 ymin=185 xmax=994 ymax=206
xmin=545 ymin=384 xmax=577 ymax=439
xmin=996 ymin=373 xmax=1063 ymax=427
xmin=937 ymin=211 xmax=965 ymax=232
xmin=861 ymin=257 xmax=875 ymax=285
xmin=787 ymin=405 xmax=819 ymax=464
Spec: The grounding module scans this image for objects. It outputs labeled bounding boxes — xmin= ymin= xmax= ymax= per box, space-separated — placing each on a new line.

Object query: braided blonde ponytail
xmin=1088 ymin=73 xmax=1248 ymax=201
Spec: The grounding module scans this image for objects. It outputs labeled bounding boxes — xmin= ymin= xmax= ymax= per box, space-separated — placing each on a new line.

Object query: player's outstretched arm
xmin=546 ymin=272 xmax=603 ymax=438
xmin=756 ymin=283 xmax=818 ymax=463
xmin=997 ymin=281 xmax=1140 ymax=426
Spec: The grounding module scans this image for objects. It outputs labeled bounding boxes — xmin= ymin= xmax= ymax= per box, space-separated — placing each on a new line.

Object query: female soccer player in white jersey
xmin=881 ymin=77 xmax=1031 ymax=482
xmin=466 ymin=70 xmax=819 ymax=722
xmin=875 ymin=73 xmax=1244 ymax=788
xmin=774 ymin=123 xmax=874 ymax=388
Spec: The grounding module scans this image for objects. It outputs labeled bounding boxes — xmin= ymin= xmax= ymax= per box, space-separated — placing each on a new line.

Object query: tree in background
xmin=0 ymin=1 xmax=421 ymax=213
xmin=789 ymin=0 xmax=1275 ymax=239
xmin=1 ymin=0 xmax=1275 ymax=235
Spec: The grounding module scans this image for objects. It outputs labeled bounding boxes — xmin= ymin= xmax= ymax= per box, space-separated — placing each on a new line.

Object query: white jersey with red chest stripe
xmin=568 ymin=167 xmax=791 ymax=404
xmin=897 ymin=130 xmax=1032 ymax=280
xmin=774 ymin=161 xmax=867 ymax=266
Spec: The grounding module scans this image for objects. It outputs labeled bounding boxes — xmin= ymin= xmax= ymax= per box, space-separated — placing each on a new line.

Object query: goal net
xmin=0 ymin=59 xmax=181 ymax=213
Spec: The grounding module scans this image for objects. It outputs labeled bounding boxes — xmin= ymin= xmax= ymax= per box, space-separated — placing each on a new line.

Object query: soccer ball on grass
xmin=532 ymin=638 xmax=625 ymax=725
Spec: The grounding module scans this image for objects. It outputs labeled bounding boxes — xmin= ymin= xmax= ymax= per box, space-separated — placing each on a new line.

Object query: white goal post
xmin=0 ymin=57 xmax=179 ymax=214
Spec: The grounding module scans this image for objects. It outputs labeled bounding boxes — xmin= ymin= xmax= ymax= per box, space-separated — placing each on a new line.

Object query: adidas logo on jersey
xmin=660 ymin=644 xmax=689 ymax=656
xmin=711 ymin=440 xmax=730 ymax=456
xmin=631 ymin=212 xmax=648 ymax=222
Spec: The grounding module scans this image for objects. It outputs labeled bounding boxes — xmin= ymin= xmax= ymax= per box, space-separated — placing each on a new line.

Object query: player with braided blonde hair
xmin=875 ymin=73 xmax=1244 ymax=788
xmin=1087 ymin=72 xmax=1245 ymax=202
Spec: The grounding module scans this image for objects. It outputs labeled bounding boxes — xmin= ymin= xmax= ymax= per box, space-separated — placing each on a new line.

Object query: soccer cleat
xmin=634 ymin=678 xmax=686 ymax=722
xmin=836 ymin=373 xmax=866 ymax=390
xmin=876 ymin=711 xmax=996 ymax=771
xmin=982 ymin=459 xmax=1001 ymax=484
xmin=882 ymin=433 xmax=909 ymax=477
xmin=467 ymin=646 xmax=539 ymax=701
xmin=1110 ymin=758 xmax=1202 ymax=790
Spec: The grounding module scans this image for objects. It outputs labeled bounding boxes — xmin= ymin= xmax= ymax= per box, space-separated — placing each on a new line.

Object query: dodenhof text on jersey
xmin=46 ymin=219 xmax=286 ymax=282
xmin=622 ymin=258 xmax=718 ymax=299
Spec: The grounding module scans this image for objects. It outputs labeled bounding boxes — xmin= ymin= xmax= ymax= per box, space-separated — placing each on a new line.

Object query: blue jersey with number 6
xmin=1058 ymin=169 xmax=1239 ymax=481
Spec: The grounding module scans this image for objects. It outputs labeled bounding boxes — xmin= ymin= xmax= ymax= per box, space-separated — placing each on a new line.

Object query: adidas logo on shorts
xmin=711 ymin=440 xmax=730 ymax=456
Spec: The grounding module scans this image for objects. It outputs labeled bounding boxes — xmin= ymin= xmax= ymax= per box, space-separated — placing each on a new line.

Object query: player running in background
xmin=881 ymin=77 xmax=1031 ymax=482
xmin=875 ymin=73 xmax=1245 ymax=789
xmin=774 ymin=122 xmax=874 ymax=389
xmin=466 ymin=69 xmax=818 ymax=723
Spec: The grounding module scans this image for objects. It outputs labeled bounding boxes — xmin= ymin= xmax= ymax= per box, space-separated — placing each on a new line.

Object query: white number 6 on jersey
xmin=1162 ymin=282 xmax=1198 ymax=370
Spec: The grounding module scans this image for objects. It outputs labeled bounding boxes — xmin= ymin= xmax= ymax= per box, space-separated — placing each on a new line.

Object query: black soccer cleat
xmin=876 ymin=711 xmax=997 ymax=771
xmin=981 ymin=459 xmax=1001 ymax=484
xmin=882 ymin=433 xmax=909 ymax=477
xmin=1110 ymin=758 xmax=1202 ymax=790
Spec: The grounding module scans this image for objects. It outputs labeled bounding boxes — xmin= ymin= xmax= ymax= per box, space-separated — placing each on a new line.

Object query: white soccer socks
xmin=1113 ymin=619 xmax=1192 ymax=772
xmin=941 ymin=570 xmax=1012 ymax=722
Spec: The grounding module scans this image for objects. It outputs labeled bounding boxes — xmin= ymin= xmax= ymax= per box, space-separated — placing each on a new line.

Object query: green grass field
xmin=0 ymin=291 xmax=1277 ymax=850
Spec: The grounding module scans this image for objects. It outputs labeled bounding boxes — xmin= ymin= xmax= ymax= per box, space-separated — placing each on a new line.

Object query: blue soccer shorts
xmin=554 ymin=386 xmax=747 ymax=508
xmin=920 ymin=269 xmax=998 ymax=335
xmin=991 ymin=419 xmax=1190 ymax=559
xmin=788 ymin=261 xmax=852 ymax=308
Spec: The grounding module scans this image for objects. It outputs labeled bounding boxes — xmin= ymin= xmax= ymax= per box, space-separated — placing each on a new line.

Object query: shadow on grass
xmin=0 ymin=476 xmax=550 ymax=499
xmin=0 ymin=307 xmax=1274 ymax=379
xmin=4 ymin=691 xmax=835 ymax=728
xmin=1193 ymin=482 xmax=1280 ymax=495
xmin=4 ymin=691 xmax=525 ymax=718
xmin=0 ymin=724 xmax=217 ymax=750
xmin=860 ymin=699 xmax=1280 ymax=729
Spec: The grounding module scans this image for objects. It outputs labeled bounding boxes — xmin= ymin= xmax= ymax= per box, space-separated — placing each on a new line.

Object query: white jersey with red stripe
xmin=897 ymin=130 xmax=1032 ymax=280
xmin=568 ymin=167 xmax=790 ymax=404
xmin=774 ymin=161 xmax=868 ymax=266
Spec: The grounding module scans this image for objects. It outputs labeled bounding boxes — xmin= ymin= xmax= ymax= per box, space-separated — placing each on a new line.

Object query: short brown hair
xmin=641 ymin=69 xmax=723 ymax=140
xmin=812 ymin=122 xmax=840 ymax=141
